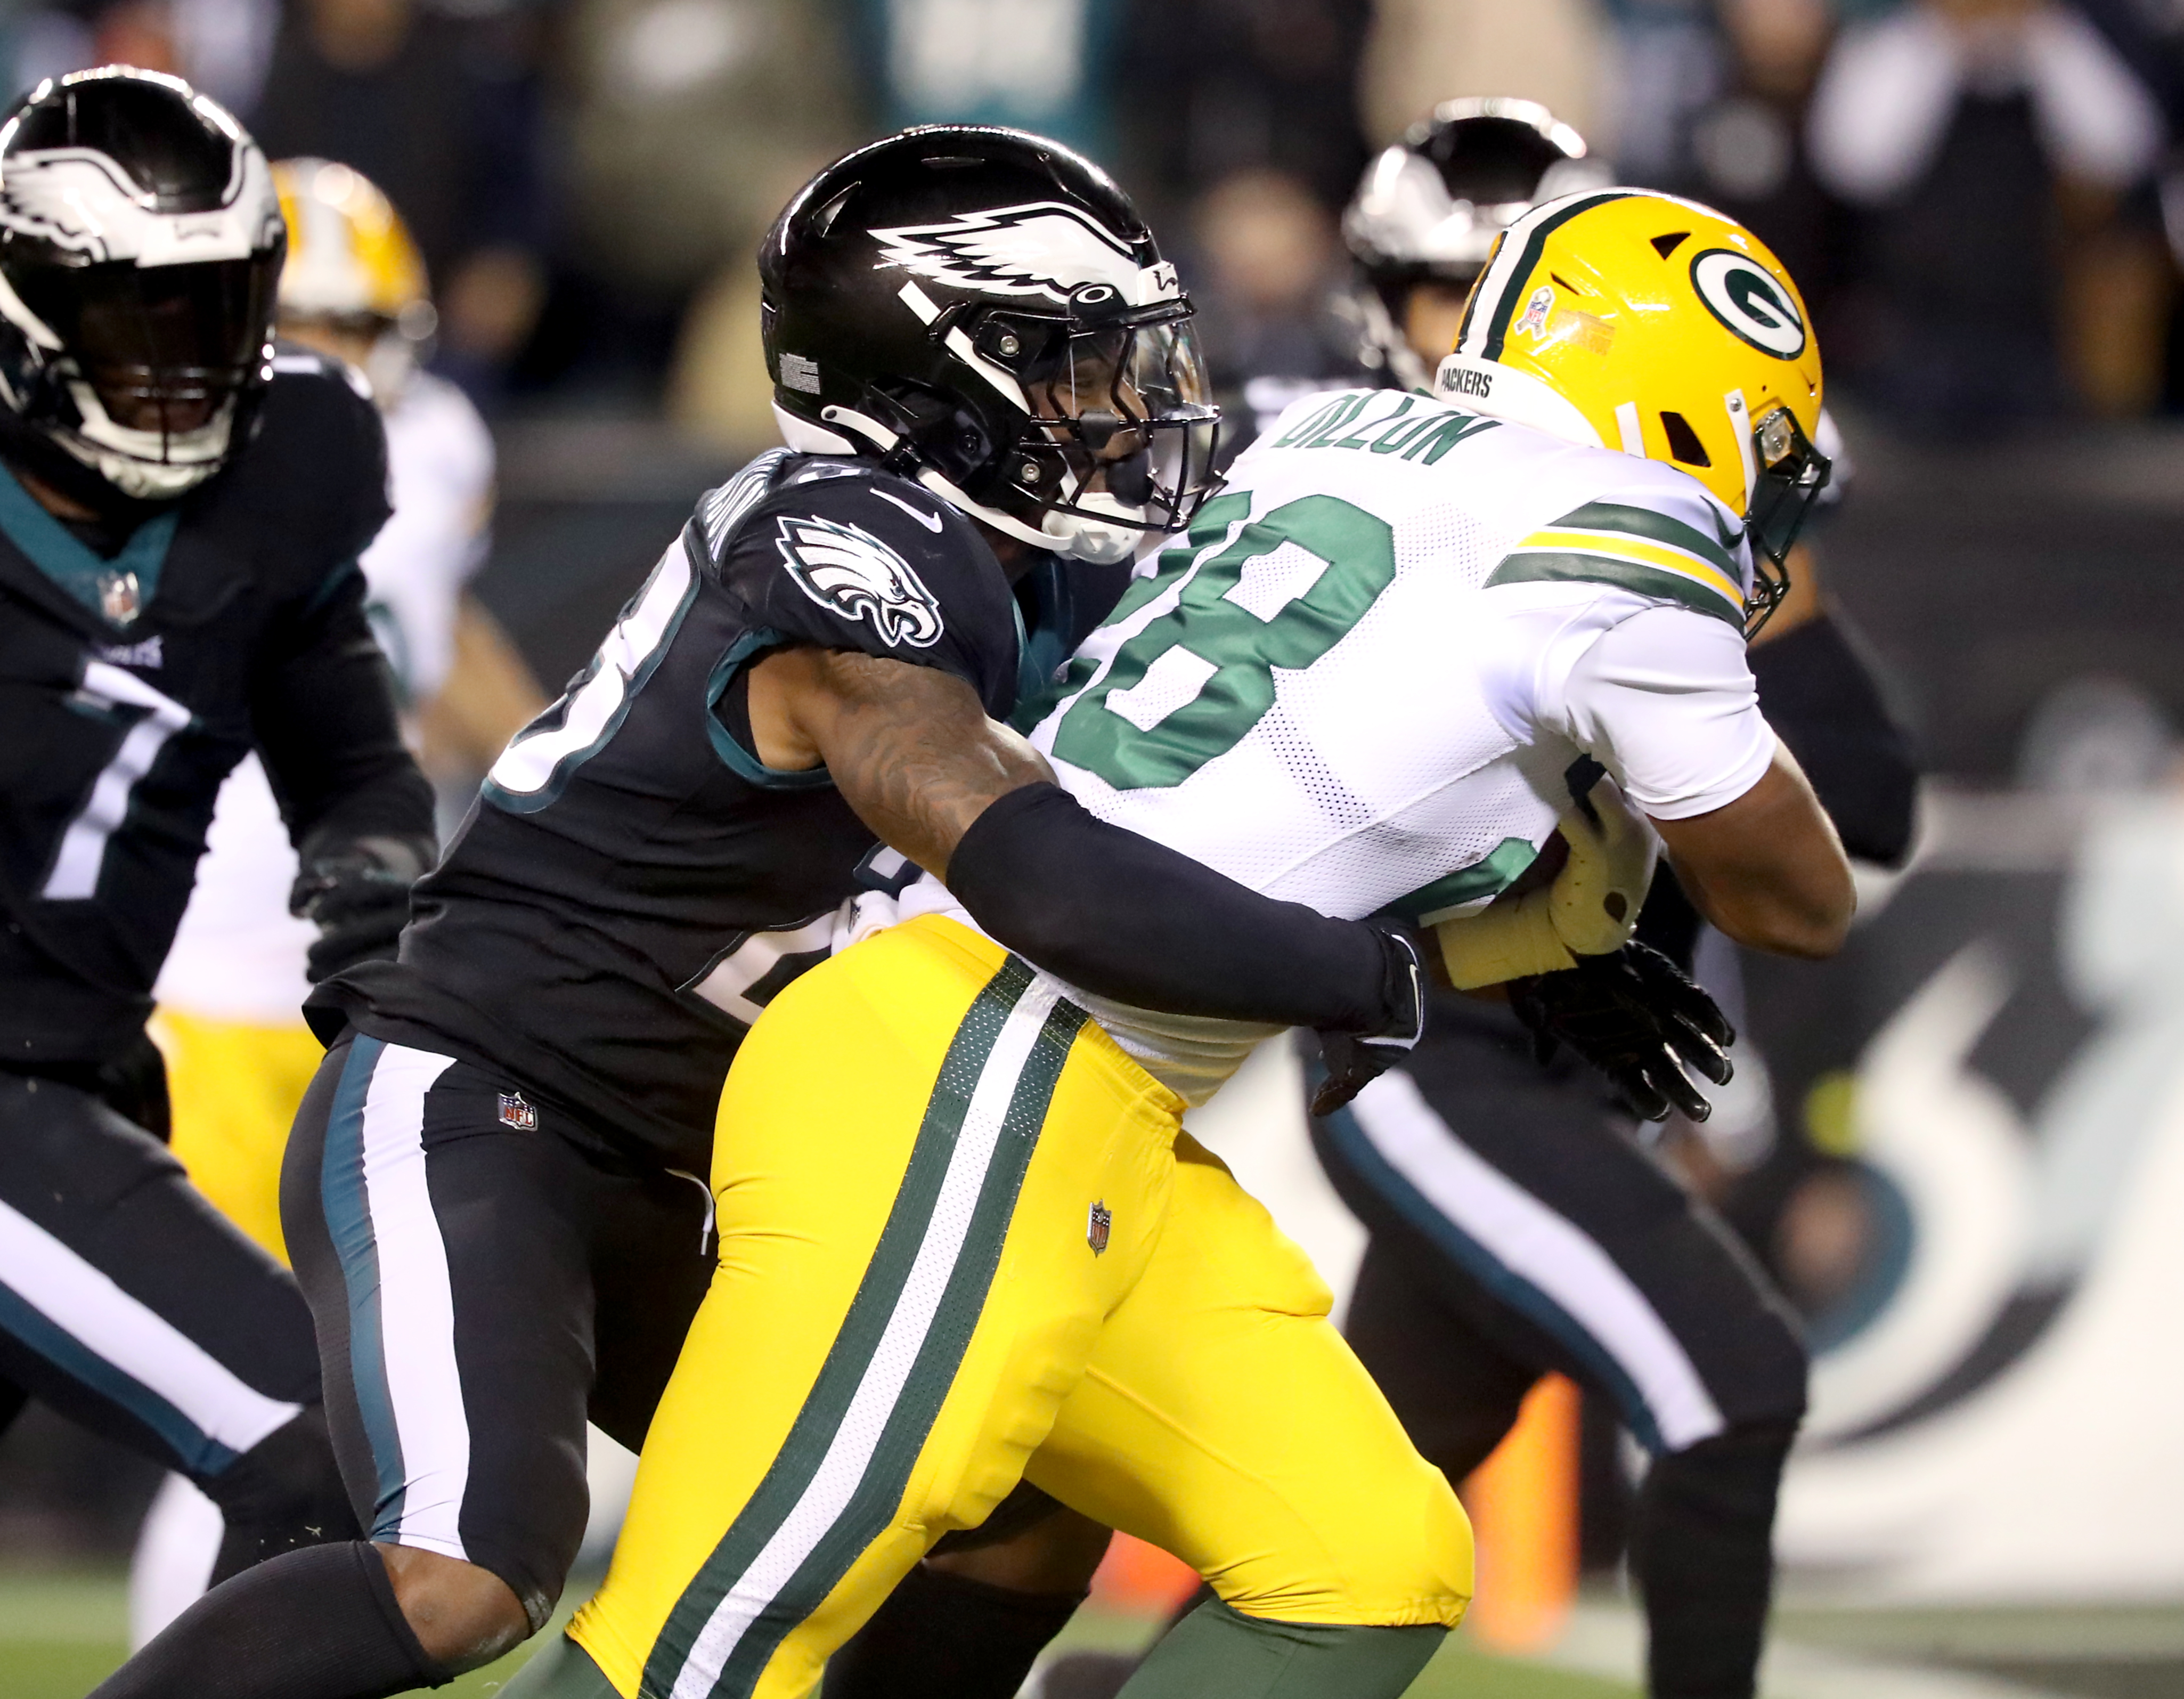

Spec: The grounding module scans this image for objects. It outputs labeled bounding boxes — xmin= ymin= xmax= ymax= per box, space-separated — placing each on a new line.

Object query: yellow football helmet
xmin=272 ymin=158 xmax=435 ymax=392
xmin=1434 ymin=188 xmax=1828 ymax=628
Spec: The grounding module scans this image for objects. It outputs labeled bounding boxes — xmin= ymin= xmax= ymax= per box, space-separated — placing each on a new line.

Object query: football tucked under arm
xmin=1433 ymin=776 xmax=1660 ymax=990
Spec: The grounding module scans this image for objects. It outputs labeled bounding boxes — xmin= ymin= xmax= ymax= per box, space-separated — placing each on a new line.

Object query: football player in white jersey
xmin=973 ymin=112 xmax=1914 ymax=1699
xmin=513 ymin=189 xmax=1853 ymax=1699
xmin=133 ymin=157 xmax=543 ymax=1644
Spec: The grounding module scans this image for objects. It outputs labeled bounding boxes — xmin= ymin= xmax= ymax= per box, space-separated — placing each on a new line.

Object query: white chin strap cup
xmin=56 ymin=380 xmax=234 ymax=500
xmin=1040 ymin=492 xmax=1147 ymax=565
xmin=789 ymin=401 xmax=1154 ymax=565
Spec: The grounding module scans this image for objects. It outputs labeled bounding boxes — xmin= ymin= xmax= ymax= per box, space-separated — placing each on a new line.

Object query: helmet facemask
xmin=840 ymin=290 xmax=1221 ymax=566
xmin=1742 ymin=403 xmax=1830 ymax=633
xmin=980 ymin=299 xmax=1219 ymax=563
xmin=5 ymin=250 xmax=280 ymax=500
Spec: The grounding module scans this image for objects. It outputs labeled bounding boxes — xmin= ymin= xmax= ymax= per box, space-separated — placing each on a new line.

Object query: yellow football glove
xmin=1435 ymin=777 xmax=1660 ymax=989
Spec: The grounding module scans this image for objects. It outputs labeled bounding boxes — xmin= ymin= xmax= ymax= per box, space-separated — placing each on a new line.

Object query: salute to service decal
xmin=776 ymin=514 xmax=946 ymax=648
xmin=1688 ymin=249 xmax=1805 ymax=358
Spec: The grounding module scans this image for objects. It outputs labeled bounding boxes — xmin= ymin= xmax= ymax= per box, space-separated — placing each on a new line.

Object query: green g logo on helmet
xmin=1689 ymin=249 xmax=1805 ymax=359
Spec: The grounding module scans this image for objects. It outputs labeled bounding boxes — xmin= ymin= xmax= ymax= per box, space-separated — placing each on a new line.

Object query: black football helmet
xmin=762 ymin=126 xmax=1219 ymax=564
xmin=1341 ymin=98 xmax=1608 ymax=389
xmin=0 ymin=67 xmax=285 ymax=504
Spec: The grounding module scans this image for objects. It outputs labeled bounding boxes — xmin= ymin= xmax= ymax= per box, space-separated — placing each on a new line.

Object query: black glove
xmin=1310 ymin=924 xmax=1428 ymax=1116
xmin=289 ymin=832 xmax=436 ymax=984
xmin=1506 ymin=942 xmax=1735 ymax=1123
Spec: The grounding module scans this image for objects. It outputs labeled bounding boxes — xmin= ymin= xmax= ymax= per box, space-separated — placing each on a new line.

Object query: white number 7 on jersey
xmin=42 ymin=660 xmax=194 ymax=901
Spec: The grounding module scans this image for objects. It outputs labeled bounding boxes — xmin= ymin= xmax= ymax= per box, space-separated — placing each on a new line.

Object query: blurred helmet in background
xmin=1341 ymin=97 xmax=1608 ymax=389
xmin=760 ymin=125 xmax=1220 ymax=565
xmin=273 ymin=156 xmax=435 ymax=401
xmin=0 ymin=66 xmax=285 ymax=504
xmin=1436 ymin=188 xmax=1829 ymax=629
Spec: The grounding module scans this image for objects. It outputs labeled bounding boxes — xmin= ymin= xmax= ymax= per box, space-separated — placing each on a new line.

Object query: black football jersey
xmin=323 ymin=451 xmax=1058 ymax=1172
xmin=0 ymin=350 xmax=422 ymax=1070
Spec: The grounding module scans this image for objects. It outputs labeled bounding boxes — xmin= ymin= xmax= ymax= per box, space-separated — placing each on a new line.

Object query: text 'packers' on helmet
xmin=1435 ymin=189 xmax=1829 ymax=630
xmin=1341 ymin=97 xmax=1608 ymax=389
xmin=273 ymin=157 xmax=434 ymax=397
xmin=760 ymin=126 xmax=1220 ymax=565
xmin=0 ymin=66 xmax=285 ymax=503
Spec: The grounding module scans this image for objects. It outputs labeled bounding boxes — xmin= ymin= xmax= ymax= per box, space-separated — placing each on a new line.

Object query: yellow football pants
xmin=149 ymin=1010 xmax=323 ymax=1263
xmin=569 ymin=916 xmax=1471 ymax=1699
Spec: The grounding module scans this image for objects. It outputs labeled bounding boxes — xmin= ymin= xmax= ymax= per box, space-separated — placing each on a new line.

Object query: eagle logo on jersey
xmin=871 ymin=201 xmax=1180 ymax=307
xmin=1688 ymin=249 xmax=1805 ymax=359
xmin=776 ymin=514 xmax=946 ymax=649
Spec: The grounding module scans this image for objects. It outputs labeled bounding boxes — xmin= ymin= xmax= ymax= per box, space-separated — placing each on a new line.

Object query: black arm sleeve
xmin=1751 ymin=613 xmax=1920 ymax=867
xmin=251 ymin=566 xmax=436 ymax=851
xmin=947 ymin=783 xmax=1403 ymax=1033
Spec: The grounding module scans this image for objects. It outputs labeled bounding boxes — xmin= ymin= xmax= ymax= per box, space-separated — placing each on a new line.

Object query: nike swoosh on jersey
xmin=873 ymin=488 xmax=946 ymax=532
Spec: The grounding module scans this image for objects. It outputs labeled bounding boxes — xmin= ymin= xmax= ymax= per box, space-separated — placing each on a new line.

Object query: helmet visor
xmin=13 ymin=254 xmax=278 ymax=441
xmin=1016 ymin=312 xmax=1221 ymax=534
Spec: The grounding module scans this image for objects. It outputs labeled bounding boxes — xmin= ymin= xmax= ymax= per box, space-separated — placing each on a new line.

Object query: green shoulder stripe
xmin=1552 ymin=500 xmax=1739 ymax=578
xmin=1487 ymin=551 xmax=1745 ymax=628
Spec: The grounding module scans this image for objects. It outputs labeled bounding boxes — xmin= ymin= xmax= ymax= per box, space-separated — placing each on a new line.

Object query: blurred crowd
xmin=8 ymin=0 xmax=2184 ymax=442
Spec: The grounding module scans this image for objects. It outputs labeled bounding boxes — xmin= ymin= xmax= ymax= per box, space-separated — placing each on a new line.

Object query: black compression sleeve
xmin=1750 ymin=614 xmax=1919 ymax=866
xmin=251 ymin=567 xmax=436 ymax=850
xmin=946 ymin=783 xmax=1398 ymax=1033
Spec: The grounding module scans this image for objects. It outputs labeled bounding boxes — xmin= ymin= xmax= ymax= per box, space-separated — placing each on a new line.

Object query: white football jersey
xmin=900 ymin=387 xmax=1779 ymax=1101
xmin=156 ymin=371 xmax=494 ymax=1024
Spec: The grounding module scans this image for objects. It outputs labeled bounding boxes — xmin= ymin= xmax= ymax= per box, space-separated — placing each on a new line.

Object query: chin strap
xmin=780 ymin=400 xmax=1152 ymax=566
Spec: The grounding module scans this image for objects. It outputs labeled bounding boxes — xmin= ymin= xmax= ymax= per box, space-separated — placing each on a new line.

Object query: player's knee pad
xmin=198 ymin=1403 xmax=362 ymax=1583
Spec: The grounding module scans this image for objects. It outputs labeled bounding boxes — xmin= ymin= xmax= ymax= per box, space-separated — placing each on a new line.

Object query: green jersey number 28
xmin=1050 ymin=491 xmax=1397 ymax=790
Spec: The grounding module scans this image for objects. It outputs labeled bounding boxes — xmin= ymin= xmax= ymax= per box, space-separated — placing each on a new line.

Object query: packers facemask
xmin=1433 ymin=188 xmax=1829 ymax=632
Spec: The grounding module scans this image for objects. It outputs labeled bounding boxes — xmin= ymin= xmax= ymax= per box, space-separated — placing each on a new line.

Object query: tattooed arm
xmin=745 ymin=646 xmax=1049 ymax=876
xmin=743 ymin=646 xmax=1420 ymax=1037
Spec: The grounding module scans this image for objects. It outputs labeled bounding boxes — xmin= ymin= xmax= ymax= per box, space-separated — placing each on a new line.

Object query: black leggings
xmin=0 ymin=1066 xmax=356 ymax=1579
xmin=282 ymin=1030 xmax=714 ymax=1631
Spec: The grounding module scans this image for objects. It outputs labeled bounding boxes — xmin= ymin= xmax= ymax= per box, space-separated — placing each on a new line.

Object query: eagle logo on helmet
xmin=1688 ymin=249 xmax=1805 ymax=360
xmin=871 ymin=201 xmax=1179 ymax=307
xmin=776 ymin=513 xmax=946 ymax=649
xmin=0 ymin=145 xmax=281 ymax=265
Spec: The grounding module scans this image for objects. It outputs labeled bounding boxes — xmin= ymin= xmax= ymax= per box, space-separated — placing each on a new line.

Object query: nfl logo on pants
xmin=1086 ymin=1200 xmax=1112 ymax=1256
xmin=498 ymin=1092 xmax=538 ymax=1131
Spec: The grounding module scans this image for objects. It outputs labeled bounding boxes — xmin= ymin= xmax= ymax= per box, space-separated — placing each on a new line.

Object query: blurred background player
xmin=131 ymin=155 xmax=545 ymax=1645
xmin=0 ymin=62 xmax=434 ymax=1624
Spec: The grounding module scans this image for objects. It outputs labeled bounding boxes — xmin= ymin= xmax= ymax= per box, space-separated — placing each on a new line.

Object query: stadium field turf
xmin=0 ymin=1571 xmax=1639 ymax=1699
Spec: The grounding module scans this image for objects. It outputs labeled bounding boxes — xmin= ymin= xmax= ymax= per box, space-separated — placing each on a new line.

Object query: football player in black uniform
xmin=95 ymin=126 xmax=1432 ymax=1699
xmin=0 ymin=67 xmax=431 ymax=1604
